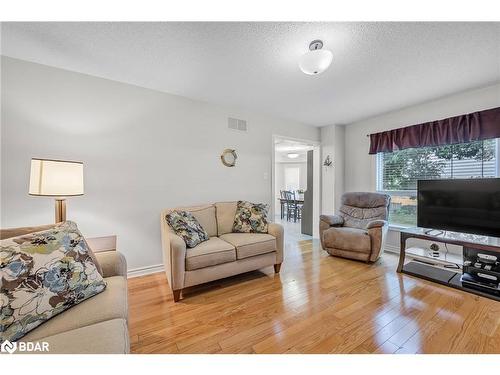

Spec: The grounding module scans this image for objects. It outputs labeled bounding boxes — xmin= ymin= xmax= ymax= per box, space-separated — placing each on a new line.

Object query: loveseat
xmin=0 ymin=225 xmax=129 ymax=354
xmin=160 ymin=202 xmax=284 ymax=301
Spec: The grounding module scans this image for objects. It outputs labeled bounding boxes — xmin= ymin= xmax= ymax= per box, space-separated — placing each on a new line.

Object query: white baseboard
xmin=384 ymin=244 xmax=400 ymax=254
xmin=127 ymin=263 xmax=164 ymax=278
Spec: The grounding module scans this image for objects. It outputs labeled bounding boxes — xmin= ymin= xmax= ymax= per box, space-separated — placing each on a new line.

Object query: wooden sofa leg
xmin=274 ymin=264 xmax=282 ymax=273
xmin=172 ymin=289 xmax=182 ymax=302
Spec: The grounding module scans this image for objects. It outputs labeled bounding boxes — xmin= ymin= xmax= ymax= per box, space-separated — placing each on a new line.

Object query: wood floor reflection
xmin=128 ymin=238 xmax=500 ymax=354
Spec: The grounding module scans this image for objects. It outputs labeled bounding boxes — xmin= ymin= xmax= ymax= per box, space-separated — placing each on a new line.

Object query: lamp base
xmin=55 ymin=199 xmax=66 ymax=223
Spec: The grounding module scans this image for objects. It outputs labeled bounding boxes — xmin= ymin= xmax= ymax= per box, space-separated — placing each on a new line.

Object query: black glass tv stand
xmin=398 ymin=227 xmax=500 ymax=302
xmin=423 ymin=228 xmax=444 ymax=236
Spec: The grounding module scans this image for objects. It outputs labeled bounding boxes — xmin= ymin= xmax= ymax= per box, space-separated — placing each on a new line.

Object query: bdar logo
xmin=1 ymin=340 xmax=17 ymax=354
xmin=0 ymin=340 xmax=49 ymax=353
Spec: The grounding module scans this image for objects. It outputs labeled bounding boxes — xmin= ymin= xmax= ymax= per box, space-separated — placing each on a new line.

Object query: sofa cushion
xmin=185 ymin=237 xmax=236 ymax=271
xmin=188 ymin=205 xmax=217 ymax=238
xmin=20 ymin=276 xmax=127 ymax=341
xmin=215 ymin=201 xmax=237 ymax=235
xmin=232 ymin=201 xmax=269 ymax=233
xmin=323 ymin=227 xmax=371 ymax=253
xmin=19 ymin=319 xmax=129 ymax=354
xmin=164 ymin=205 xmax=217 ymax=237
xmin=339 ymin=192 xmax=390 ymax=229
xmin=0 ymin=221 xmax=106 ymax=343
xmin=166 ymin=211 xmax=209 ymax=248
xmin=219 ymin=233 xmax=276 ymax=260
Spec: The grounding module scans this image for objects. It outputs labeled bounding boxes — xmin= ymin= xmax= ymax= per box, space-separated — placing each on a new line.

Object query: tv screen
xmin=417 ymin=178 xmax=500 ymax=237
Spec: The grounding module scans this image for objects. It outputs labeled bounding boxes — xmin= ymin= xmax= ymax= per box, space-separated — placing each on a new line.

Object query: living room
xmin=1 ymin=1 xmax=499 ymax=372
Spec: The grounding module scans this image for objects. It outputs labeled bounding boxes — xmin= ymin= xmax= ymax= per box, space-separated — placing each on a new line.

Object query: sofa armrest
xmin=95 ymin=251 xmax=127 ymax=278
xmin=160 ymin=212 xmax=187 ymax=292
xmin=164 ymin=234 xmax=187 ymax=291
xmin=0 ymin=224 xmax=55 ymax=240
xmin=268 ymin=223 xmax=284 ymax=264
xmin=367 ymin=222 xmax=389 ymax=262
xmin=366 ymin=220 xmax=387 ymax=229
xmin=319 ymin=214 xmax=343 ymax=250
xmin=86 ymin=235 xmax=117 ymax=253
xmin=320 ymin=214 xmax=344 ymax=226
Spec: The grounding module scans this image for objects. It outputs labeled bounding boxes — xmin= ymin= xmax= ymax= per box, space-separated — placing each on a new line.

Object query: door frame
xmin=271 ymin=134 xmax=322 ymax=237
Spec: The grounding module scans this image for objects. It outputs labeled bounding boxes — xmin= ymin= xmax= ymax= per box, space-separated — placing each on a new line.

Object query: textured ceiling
xmin=1 ymin=22 xmax=499 ymax=126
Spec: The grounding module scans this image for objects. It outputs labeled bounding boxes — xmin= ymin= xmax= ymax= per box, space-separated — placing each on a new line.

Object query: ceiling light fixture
xmin=299 ymin=40 xmax=333 ymax=75
xmin=287 ymin=153 xmax=300 ymax=159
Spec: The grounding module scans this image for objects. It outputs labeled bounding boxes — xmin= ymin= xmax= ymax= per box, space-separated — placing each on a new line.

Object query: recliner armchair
xmin=320 ymin=192 xmax=391 ymax=263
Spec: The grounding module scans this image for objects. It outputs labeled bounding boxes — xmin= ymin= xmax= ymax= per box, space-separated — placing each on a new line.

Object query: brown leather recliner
xmin=320 ymin=192 xmax=391 ymax=263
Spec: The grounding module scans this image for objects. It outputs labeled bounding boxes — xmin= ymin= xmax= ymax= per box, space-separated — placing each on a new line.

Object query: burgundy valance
xmin=368 ymin=106 xmax=500 ymax=154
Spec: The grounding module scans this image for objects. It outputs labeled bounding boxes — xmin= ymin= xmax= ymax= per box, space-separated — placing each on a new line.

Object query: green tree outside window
xmin=379 ymin=139 xmax=496 ymax=226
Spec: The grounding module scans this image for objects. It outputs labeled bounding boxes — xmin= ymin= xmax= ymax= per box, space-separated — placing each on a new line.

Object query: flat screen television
xmin=417 ymin=178 xmax=500 ymax=237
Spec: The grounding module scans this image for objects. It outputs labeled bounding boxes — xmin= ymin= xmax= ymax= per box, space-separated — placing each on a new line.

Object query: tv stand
xmin=423 ymin=228 xmax=444 ymax=236
xmin=398 ymin=227 xmax=500 ymax=302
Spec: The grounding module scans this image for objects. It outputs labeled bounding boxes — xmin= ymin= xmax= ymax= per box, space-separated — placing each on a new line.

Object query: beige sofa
xmin=320 ymin=192 xmax=391 ymax=263
xmin=160 ymin=202 xmax=284 ymax=301
xmin=0 ymin=225 xmax=129 ymax=354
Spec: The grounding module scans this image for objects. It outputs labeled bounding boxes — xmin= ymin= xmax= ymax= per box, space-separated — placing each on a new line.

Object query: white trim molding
xmin=384 ymin=244 xmax=400 ymax=255
xmin=127 ymin=263 xmax=164 ymax=278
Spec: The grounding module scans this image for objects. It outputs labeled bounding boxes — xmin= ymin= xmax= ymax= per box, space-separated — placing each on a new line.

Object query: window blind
xmin=377 ymin=139 xmax=498 ymax=226
xmin=379 ymin=139 xmax=497 ymax=191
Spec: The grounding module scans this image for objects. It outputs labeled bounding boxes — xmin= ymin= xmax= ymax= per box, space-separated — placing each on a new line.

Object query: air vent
xmin=228 ymin=117 xmax=247 ymax=132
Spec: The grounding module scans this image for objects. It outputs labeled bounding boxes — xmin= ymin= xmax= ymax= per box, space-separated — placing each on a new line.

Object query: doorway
xmin=272 ymin=136 xmax=321 ymax=240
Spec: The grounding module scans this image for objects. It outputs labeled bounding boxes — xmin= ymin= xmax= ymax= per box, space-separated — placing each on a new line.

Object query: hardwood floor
xmin=128 ymin=237 xmax=500 ymax=354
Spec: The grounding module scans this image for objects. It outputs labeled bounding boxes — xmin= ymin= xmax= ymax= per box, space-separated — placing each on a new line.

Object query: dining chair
xmin=279 ymin=190 xmax=287 ymax=219
xmin=284 ymin=190 xmax=300 ymax=222
xmin=295 ymin=190 xmax=304 ymax=220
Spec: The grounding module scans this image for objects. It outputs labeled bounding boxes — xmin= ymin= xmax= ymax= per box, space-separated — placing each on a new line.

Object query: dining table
xmin=277 ymin=195 xmax=305 ymax=220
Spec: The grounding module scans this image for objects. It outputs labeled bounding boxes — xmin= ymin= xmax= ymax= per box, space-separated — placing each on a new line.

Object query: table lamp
xmin=29 ymin=158 xmax=84 ymax=223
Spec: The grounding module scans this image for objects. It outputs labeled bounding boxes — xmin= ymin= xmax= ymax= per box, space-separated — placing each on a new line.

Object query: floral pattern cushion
xmin=166 ymin=211 xmax=209 ymax=248
xmin=0 ymin=221 xmax=106 ymax=343
xmin=232 ymin=201 xmax=269 ymax=233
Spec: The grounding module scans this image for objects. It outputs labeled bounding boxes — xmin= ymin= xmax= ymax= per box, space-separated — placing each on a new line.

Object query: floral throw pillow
xmin=0 ymin=221 xmax=106 ymax=343
xmin=166 ymin=211 xmax=209 ymax=248
xmin=232 ymin=201 xmax=269 ymax=233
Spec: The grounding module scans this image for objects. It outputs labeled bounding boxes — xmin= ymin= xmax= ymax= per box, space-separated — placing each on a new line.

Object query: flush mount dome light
xmin=287 ymin=153 xmax=300 ymax=159
xmin=299 ymin=40 xmax=333 ymax=75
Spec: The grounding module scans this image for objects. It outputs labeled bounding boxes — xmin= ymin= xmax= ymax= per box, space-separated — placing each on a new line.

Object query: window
xmin=284 ymin=166 xmax=300 ymax=191
xmin=377 ymin=139 xmax=499 ymax=226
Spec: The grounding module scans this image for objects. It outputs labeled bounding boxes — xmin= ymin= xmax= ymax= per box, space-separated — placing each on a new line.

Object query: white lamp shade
xmin=29 ymin=158 xmax=84 ymax=196
xmin=299 ymin=49 xmax=333 ymax=75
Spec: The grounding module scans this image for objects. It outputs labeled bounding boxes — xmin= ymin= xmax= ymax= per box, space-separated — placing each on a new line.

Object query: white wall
xmin=344 ymin=83 xmax=500 ymax=252
xmin=320 ymin=124 xmax=345 ymax=214
xmin=0 ymin=56 xmax=320 ymax=272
